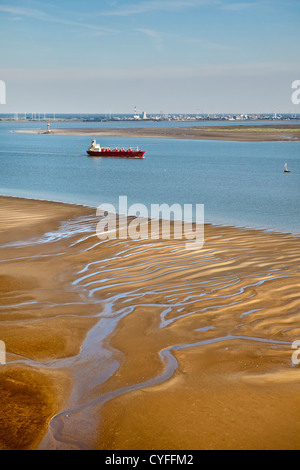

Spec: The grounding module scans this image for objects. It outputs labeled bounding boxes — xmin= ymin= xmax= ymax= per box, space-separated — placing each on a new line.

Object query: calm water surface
xmin=0 ymin=121 xmax=299 ymax=234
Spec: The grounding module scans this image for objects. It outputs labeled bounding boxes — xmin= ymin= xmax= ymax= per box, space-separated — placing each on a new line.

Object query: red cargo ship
xmin=87 ymin=140 xmax=145 ymax=159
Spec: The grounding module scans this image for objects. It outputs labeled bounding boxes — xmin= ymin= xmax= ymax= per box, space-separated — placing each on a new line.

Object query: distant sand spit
xmin=14 ymin=123 xmax=300 ymax=142
xmin=0 ymin=196 xmax=300 ymax=450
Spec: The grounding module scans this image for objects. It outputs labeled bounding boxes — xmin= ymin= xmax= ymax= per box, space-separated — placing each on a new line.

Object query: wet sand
xmin=15 ymin=124 xmax=300 ymax=141
xmin=0 ymin=196 xmax=300 ymax=450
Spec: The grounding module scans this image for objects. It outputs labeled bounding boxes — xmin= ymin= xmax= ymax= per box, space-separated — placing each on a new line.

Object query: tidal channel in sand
xmin=0 ymin=196 xmax=300 ymax=450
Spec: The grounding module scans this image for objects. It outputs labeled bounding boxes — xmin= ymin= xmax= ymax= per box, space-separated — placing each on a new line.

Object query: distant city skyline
xmin=1 ymin=0 xmax=300 ymax=114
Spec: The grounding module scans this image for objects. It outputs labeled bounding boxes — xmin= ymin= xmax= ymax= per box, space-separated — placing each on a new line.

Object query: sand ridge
xmin=14 ymin=123 xmax=300 ymax=142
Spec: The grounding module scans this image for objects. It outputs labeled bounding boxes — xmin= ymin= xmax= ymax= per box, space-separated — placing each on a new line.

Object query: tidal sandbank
xmin=0 ymin=196 xmax=300 ymax=450
xmin=14 ymin=124 xmax=300 ymax=142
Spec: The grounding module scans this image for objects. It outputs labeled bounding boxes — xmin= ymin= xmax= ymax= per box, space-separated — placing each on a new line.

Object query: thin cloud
xmin=0 ymin=5 xmax=51 ymax=20
xmin=136 ymin=28 xmax=164 ymax=50
xmin=222 ymin=2 xmax=257 ymax=11
xmin=4 ymin=61 xmax=299 ymax=82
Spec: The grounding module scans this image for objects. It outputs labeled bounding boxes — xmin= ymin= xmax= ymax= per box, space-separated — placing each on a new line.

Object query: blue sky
xmin=1 ymin=0 xmax=300 ymax=114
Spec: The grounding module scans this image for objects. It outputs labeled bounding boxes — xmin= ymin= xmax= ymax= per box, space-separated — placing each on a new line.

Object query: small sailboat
xmin=284 ymin=162 xmax=291 ymax=173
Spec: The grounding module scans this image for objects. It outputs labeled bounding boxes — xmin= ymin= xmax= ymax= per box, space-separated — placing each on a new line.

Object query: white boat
xmin=284 ymin=162 xmax=291 ymax=173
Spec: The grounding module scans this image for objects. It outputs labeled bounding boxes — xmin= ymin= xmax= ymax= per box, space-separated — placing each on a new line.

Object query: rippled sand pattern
xmin=1 ymin=197 xmax=300 ymax=450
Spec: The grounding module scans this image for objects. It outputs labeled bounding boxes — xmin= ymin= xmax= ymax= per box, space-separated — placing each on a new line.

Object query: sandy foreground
xmin=0 ymin=196 xmax=300 ymax=450
xmin=15 ymin=123 xmax=300 ymax=142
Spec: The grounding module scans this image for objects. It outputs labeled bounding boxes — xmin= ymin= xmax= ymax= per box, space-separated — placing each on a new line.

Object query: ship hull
xmin=87 ymin=150 xmax=145 ymax=159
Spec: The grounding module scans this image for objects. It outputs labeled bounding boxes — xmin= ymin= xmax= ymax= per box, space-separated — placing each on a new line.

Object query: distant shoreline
xmin=14 ymin=124 xmax=300 ymax=142
xmin=1 ymin=195 xmax=300 ymax=450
